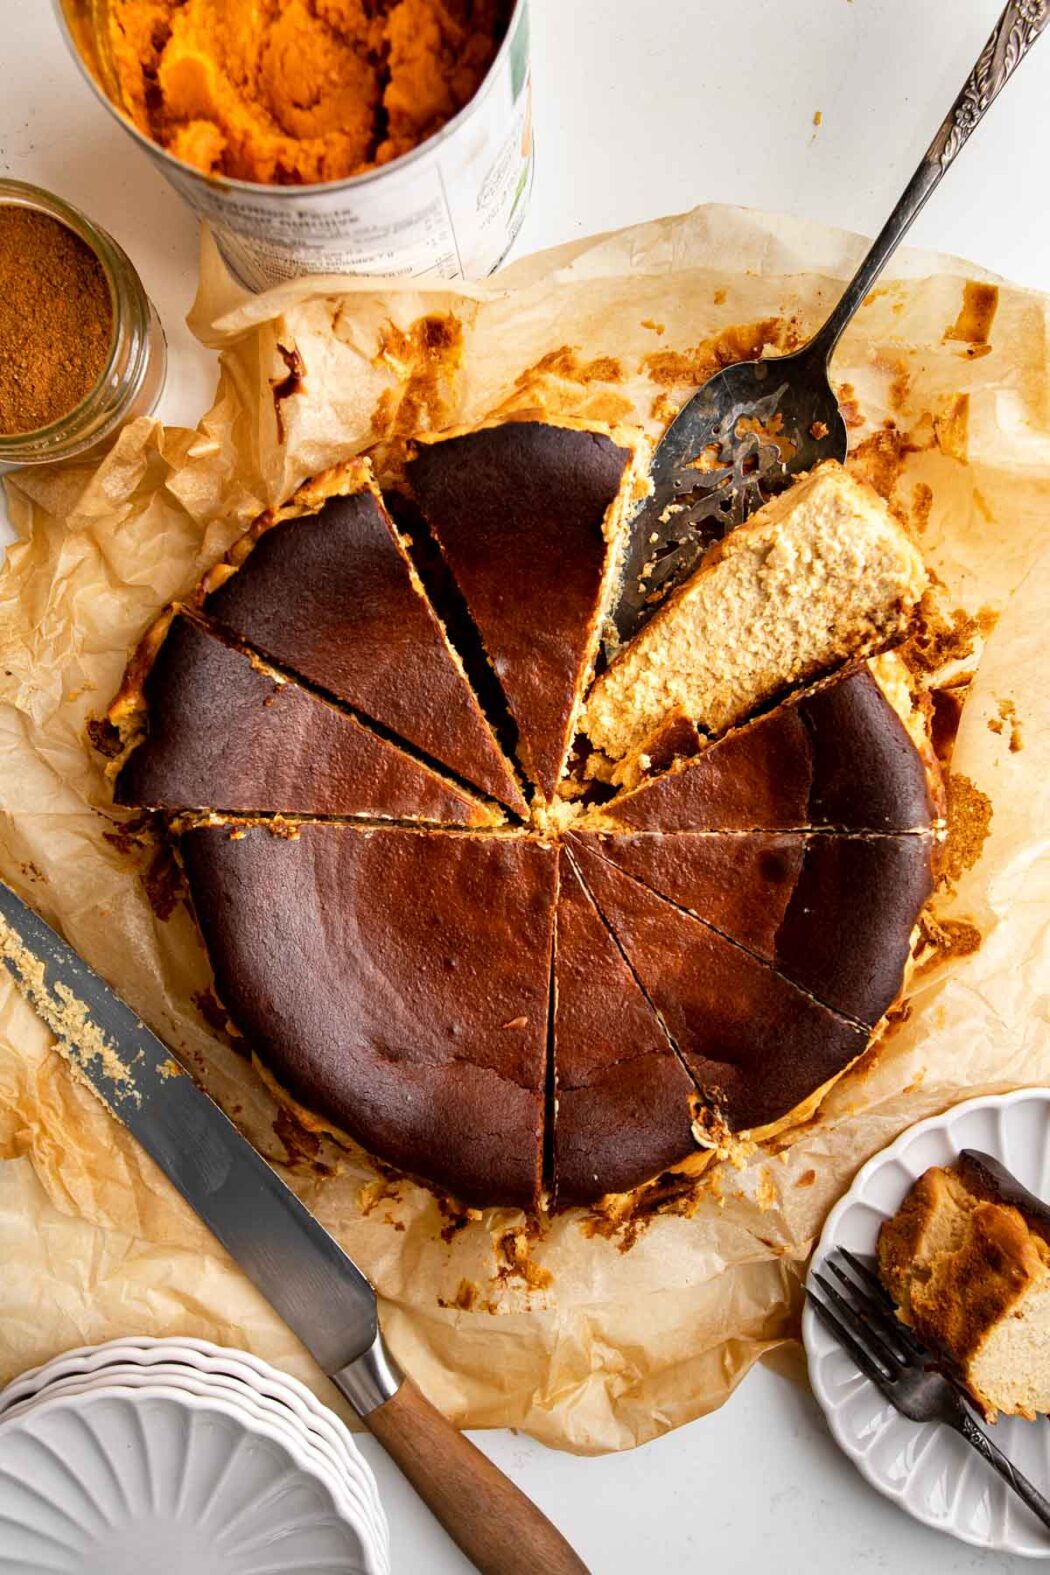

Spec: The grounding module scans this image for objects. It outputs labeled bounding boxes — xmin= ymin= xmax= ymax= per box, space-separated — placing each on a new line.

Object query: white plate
xmin=0 ymin=1385 xmax=375 ymax=1575
xmin=0 ymin=1338 xmax=388 ymax=1556
xmin=804 ymin=1088 xmax=1050 ymax=1558
xmin=0 ymin=1336 xmax=389 ymax=1559
xmin=0 ymin=1366 xmax=388 ymax=1566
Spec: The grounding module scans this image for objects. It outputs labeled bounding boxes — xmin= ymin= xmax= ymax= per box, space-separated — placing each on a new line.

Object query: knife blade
xmin=0 ymin=879 xmax=591 ymax=1575
xmin=0 ymin=878 xmax=380 ymax=1379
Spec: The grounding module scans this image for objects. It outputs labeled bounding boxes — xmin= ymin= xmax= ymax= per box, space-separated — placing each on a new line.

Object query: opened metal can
xmin=57 ymin=0 xmax=533 ymax=289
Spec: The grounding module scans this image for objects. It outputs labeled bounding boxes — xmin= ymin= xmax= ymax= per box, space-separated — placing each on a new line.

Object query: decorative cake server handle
xmin=954 ymin=1410 xmax=1050 ymax=1532
xmin=618 ymin=0 xmax=1049 ymax=639
xmin=808 ymin=0 xmax=1050 ymax=362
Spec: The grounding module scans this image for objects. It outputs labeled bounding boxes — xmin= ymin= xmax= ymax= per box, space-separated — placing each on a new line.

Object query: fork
xmin=807 ymin=1246 xmax=1050 ymax=1532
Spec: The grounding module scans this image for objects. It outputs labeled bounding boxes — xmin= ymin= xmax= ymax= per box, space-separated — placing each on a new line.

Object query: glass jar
xmin=0 ymin=180 xmax=167 ymax=469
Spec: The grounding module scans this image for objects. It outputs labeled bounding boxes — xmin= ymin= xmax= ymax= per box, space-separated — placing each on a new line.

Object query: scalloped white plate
xmin=804 ymin=1088 xmax=1050 ymax=1558
xmin=0 ymin=1366 xmax=388 ymax=1565
xmin=0 ymin=1385 xmax=376 ymax=1575
xmin=0 ymin=1338 xmax=388 ymax=1562
xmin=0 ymin=1341 xmax=390 ymax=1562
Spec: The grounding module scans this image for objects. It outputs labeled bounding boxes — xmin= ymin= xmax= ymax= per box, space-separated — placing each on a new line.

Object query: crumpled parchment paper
xmin=0 ymin=204 xmax=1047 ymax=1453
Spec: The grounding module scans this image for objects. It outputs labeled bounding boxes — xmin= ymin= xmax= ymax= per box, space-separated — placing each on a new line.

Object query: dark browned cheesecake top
xmin=181 ymin=822 xmax=557 ymax=1210
xmin=408 ymin=423 xmax=633 ymax=801
xmin=629 ymin=708 xmax=704 ymax=779
xmin=115 ymin=614 xmax=501 ymax=826
xmin=553 ymin=854 xmax=697 ymax=1207
xmin=204 ymin=487 xmax=526 ymax=815
xmin=955 ymin=1151 xmax=1050 ymax=1247
xmin=595 ymin=666 xmax=937 ymax=834
xmin=574 ymin=829 xmax=934 ymax=1026
xmin=107 ymin=432 xmax=940 ymax=1215
xmin=568 ymin=836 xmax=869 ymax=1133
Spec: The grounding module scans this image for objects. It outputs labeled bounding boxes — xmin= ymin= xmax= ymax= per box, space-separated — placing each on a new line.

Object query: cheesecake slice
xmin=181 ymin=822 xmax=557 ymax=1211
xmin=583 ymin=460 xmax=926 ymax=762
xmin=569 ymin=836 xmax=868 ymax=1135
xmin=113 ymin=614 xmax=502 ymax=826
xmin=201 ymin=464 xmax=526 ymax=815
xmin=590 ymin=665 xmax=938 ymax=834
xmin=879 ymin=1151 xmax=1050 ymax=1420
xmin=408 ymin=421 xmax=639 ymax=801
xmin=553 ymin=853 xmax=698 ymax=1207
xmin=573 ymin=829 xmax=934 ymax=1026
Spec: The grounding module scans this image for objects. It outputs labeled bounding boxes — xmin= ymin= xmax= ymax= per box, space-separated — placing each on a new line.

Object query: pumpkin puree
xmin=106 ymin=0 xmax=509 ymax=185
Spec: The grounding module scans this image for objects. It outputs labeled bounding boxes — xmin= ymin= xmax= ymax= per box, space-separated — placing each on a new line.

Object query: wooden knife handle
xmin=365 ymin=1377 xmax=590 ymax=1574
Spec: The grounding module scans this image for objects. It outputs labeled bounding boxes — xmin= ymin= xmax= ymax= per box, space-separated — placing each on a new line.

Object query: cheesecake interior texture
xmin=582 ymin=460 xmax=926 ymax=761
xmin=110 ymin=430 xmax=940 ymax=1211
xmin=879 ymin=1152 xmax=1050 ymax=1420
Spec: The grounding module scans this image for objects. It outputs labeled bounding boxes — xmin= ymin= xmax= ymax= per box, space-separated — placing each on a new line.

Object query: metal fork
xmin=807 ymin=1246 xmax=1050 ymax=1532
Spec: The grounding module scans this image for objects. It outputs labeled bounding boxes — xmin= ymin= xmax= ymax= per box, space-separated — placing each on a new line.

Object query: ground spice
xmin=0 ymin=206 xmax=112 ymax=435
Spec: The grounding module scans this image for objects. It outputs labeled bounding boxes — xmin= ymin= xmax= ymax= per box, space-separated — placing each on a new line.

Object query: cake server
xmin=616 ymin=0 xmax=1049 ymax=642
xmin=0 ymin=880 xmax=588 ymax=1575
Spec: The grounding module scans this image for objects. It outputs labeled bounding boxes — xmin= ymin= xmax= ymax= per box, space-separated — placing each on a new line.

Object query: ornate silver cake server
xmin=616 ymin=0 xmax=1049 ymax=642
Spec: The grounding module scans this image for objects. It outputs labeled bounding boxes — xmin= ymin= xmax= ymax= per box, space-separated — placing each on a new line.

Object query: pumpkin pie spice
xmin=0 ymin=205 xmax=112 ymax=435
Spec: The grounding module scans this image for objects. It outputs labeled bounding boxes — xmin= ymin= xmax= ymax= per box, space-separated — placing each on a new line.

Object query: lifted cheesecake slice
xmin=573 ymin=829 xmax=934 ymax=1026
xmin=181 ymin=822 xmax=557 ymax=1211
xmin=113 ymin=614 xmax=501 ymax=826
xmin=583 ymin=460 xmax=926 ymax=762
xmin=569 ymin=837 xmax=868 ymax=1136
xmin=553 ymin=853 xmax=698 ymax=1208
xmin=201 ymin=464 xmax=526 ymax=815
xmin=408 ymin=421 xmax=639 ymax=802
xmin=590 ymin=665 xmax=938 ymax=834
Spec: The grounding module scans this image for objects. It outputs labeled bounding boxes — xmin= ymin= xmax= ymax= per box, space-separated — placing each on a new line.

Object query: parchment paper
xmin=0 ymin=204 xmax=1047 ymax=1454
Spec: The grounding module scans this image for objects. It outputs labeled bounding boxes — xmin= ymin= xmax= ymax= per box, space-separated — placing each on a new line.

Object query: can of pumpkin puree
xmin=56 ymin=0 xmax=533 ymax=290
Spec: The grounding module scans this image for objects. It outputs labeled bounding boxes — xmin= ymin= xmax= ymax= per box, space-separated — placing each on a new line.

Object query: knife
xmin=0 ymin=881 xmax=588 ymax=1575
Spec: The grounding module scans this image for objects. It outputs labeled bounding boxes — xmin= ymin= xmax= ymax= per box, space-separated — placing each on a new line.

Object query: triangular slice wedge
xmin=553 ymin=853 xmax=698 ymax=1208
xmin=200 ymin=464 xmax=526 ymax=814
xmin=181 ymin=822 xmax=557 ymax=1210
xmin=568 ymin=837 xmax=869 ymax=1135
xmin=582 ymin=458 xmax=926 ymax=761
xmin=573 ymin=829 xmax=934 ymax=1026
xmin=113 ymin=614 xmax=501 ymax=826
xmin=591 ymin=665 xmax=937 ymax=833
xmin=408 ymin=421 xmax=638 ymax=801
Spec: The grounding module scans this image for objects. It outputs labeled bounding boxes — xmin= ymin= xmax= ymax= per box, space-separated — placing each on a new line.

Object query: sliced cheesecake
xmin=589 ymin=665 xmax=938 ymax=835
xmin=200 ymin=463 xmax=526 ymax=814
xmin=553 ymin=853 xmax=698 ymax=1206
xmin=181 ymin=821 xmax=557 ymax=1211
xmin=573 ymin=828 xmax=934 ymax=1026
xmin=879 ymin=1151 xmax=1050 ymax=1420
xmin=114 ymin=614 xmax=502 ymax=826
xmin=584 ymin=460 xmax=925 ymax=762
xmin=569 ymin=836 xmax=869 ymax=1136
xmin=409 ymin=421 xmax=639 ymax=801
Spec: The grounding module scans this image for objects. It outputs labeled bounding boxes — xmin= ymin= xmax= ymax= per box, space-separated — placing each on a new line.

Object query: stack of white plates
xmin=0 ymin=1336 xmax=389 ymax=1575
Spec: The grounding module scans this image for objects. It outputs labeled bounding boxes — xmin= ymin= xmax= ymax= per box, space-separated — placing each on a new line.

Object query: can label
xmin=159 ymin=2 xmax=533 ymax=289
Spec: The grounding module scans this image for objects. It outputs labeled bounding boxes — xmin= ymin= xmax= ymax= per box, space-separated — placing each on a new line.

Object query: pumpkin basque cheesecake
xmin=107 ymin=421 xmax=940 ymax=1212
xmin=879 ymin=1152 xmax=1050 ymax=1420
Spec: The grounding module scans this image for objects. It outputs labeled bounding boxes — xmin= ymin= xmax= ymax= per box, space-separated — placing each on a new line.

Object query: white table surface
xmin=1 ymin=1 xmax=1048 ymax=1570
